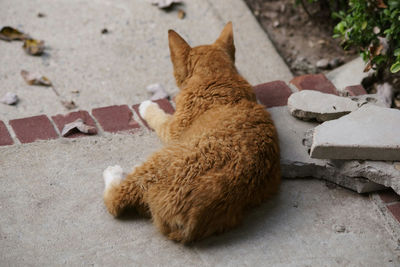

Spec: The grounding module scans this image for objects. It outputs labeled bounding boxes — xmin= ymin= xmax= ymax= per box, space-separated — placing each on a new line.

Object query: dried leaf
xmin=0 ymin=26 xmax=28 ymax=41
xmin=61 ymin=100 xmax=77 ymax=110
xmin=364 ymin=60 xmax=373 ymax=72
xmin=369 ymin=43 xmax=384 ymax=57
xmin=21 ymin=70 xmax=52 ymax=86
xmin=23 ymin=39 xmax=45 ymax=56
xmin=376 ymin=0 xmax=387 ymax=8
xmin=146 ymin=83 xmax=169 ymax=100
xmin=177 ymin=9 xmax=185 ymax=19
xmin=61 ymin=118 xmax=97 ymax=137
xmin=1 ymin=92 xmax=19 ymax=105
xmin=395 ymin=162 xmax=400 ymax=171
xmin=151 ymin=0 xmax=182 ymax=9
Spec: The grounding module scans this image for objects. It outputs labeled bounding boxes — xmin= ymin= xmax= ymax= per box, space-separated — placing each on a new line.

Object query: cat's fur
xmin=103 ymin=22 xmax=281 ymax=243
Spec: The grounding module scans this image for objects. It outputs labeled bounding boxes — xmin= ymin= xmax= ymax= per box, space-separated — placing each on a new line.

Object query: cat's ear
xmin=168 ymin=30 xmax=191 ymax=62
xmin=168 ymin=30 xmax=191 ymax=86
xmin=215 ymin=22 xmax=235 ymax=62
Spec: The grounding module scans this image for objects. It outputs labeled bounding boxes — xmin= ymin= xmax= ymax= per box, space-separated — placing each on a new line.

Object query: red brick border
xmin=9 ymin=115 xmax=58 ymax=144
xmin=253 ymin=81 xmax=292 ymax=108
xmin=92 ymin=105 xmax=140 ymax=133
xmin=343 ymin=85 xmax=367 ymax=96
xmin=0 ymin=79 xmax=377 ymax=147
xmin=0 ymin=120 xmax=13 ymax=146
xmin=378 ymin=189 xmax=400 ymax=225
xmin=290 ymin=74 xmax=338 ymax=95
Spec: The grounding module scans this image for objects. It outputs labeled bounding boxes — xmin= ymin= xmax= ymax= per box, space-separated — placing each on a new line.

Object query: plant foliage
xmin=332 ymin=0 xmax=400 ymax=74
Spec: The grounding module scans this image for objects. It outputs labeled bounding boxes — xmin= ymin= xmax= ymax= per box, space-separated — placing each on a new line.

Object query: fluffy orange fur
xmin=103 ymin=22 xmax=281 ymax=243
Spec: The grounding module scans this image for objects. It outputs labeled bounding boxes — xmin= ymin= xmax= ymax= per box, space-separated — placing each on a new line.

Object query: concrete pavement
xmin=1 ymin=135 xmax=398 ymax=265
xmin=1 ymin=0 xmax=399 ymax=265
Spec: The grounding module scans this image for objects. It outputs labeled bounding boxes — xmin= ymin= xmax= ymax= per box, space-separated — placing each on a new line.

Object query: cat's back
xmin=182 ymin=99 xmax=277 ymax=146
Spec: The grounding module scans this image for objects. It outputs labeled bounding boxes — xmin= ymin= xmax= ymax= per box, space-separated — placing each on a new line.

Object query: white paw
xmin=103 ymin=165 xmax=124 ymax=190
xmin=139 ymin=100 xmax=159 ymax=119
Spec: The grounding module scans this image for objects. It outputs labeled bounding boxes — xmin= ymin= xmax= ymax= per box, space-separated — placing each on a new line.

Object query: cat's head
xmin=168 ymin=22 xmax=236 ymax=88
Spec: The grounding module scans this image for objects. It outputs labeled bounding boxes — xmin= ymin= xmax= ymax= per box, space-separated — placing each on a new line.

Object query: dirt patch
xmin=244 ymin=0 xmax=358 ymax=76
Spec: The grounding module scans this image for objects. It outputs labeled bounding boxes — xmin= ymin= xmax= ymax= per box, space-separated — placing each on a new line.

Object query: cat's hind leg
xmin=139 ymin=100 xmax=172 ymax=143
xmin=103 ymin=165 xmax=148 ymax=217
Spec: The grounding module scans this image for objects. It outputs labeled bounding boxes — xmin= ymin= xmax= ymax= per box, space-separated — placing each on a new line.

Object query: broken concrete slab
xmin=310 ymin=105 xmax=400 ymax=161
xmin=326 ymin=57 xmax=373 ymax=92
xmin=376 ymin=83 xmax=394 ymax=108
xmin=287 ymin=90 xmax=359 ymax=122
xmin=349 ymin=93 xmax=388 ymax=108
xmin=268 ymin=106 xmax=386 ymax=193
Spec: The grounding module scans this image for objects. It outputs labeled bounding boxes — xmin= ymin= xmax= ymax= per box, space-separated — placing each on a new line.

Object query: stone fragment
xmin=1 ymin=92 xmax=18 ymax=105
xmin=310 ymin=105 xmax=400 ymax=161
xmin=316 ymin=59 xmax=329 ymax=69
xmin=329 ymin=58 xmax=343 ymax=69
xmin=151 ymin=0 xmax=182 ymax=9
xmin=333 ymin=224 xmax=346 ymax=233
xmin=349 ymin=94 xmax=387 ymax=108
xmin=376 ymin=83 xmax=393 ymax=107
xmin=273 ymin=21 xmax=280 ymax=28
xmin=146 ymin=83 xmax=169 ymax=101
xmin=268 ymin=106 xmax=387 ymax=194
xmin=326 ymin=57 xmax=372 ymax=93
xmin=288 ymin=90 xmax=359 ymax=122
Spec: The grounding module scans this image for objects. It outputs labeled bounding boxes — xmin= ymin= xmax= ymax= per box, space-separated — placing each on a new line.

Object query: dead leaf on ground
xmin=151 ymin=0 xmax=182 ymax=9
xmin=1 ymin=92 xmax=19 ymax=105
xmin=21 ymin=70 xmax=52 ymax=86
xmin=23 ymin=39 xmax=45 ymax=56
xmin=0 ymin=26 xmax=28 ymax=41
xmin=61 ymin=100 xmax=77 ymax=110
xmin=364 ymin=60 xmax=373 ymax=72
xmin=177 ymin=9 xmax=185 ymax=19
xmin=61 ymin=118 xmax=97 ymax=137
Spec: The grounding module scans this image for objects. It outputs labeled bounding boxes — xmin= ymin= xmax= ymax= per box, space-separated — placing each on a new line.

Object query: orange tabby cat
xmin=103 ymin=22 xmax=281 ymax=243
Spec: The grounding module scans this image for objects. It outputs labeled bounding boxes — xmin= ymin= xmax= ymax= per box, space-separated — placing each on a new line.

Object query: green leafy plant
xmin=333 ymin=0 xmax=400 ymax=75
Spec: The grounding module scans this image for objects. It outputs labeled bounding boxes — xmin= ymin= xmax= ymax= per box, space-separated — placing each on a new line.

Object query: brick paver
xmin=9 ymin=115 xmax=58 ymax=144
xmin=253 ymin=81 xmax=292 ymax=108
xmin=290 ymin=74 xmax=338 ymax=95
xmin=0 ymin=120 xmax=13 ymax=146
xmin=52 ymin=110 xmax=98 ymax=138
xmin=344 ymin=85 xmax=367 ymax=96
xmin=92 ymin=105 xmax=140 ymax=133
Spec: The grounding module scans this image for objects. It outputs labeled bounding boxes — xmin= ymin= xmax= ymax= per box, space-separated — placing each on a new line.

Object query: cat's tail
xmin=103 ymin=165 xmax=149 ymax=217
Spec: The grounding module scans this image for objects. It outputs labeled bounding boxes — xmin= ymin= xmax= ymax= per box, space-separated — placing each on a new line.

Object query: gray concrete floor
xmin=1 ymin=134 xmax=399 ymax=266
xmin=1 ymin=0 xmax=399 ymax=266
xmin=0 ymin=0 xmax=291 ymax=121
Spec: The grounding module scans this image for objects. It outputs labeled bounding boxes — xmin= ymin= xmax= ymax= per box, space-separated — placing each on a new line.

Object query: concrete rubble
xmin=376 ymin=83 xmax=394 ymax=108
xmin=287 ymin=90 xmax=389 ymax=122
xmin=269 ymin=105 xmax=400 ymax=195
xmin=268 ymin=106 xmax=389 ymax=193
xmin=310 ymin=105 xmax=400 ymax=161
xmin=348 ymin=93 xmax=388 ymax=108
xmin=287 ymin=90 xmax=359 ymax=122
